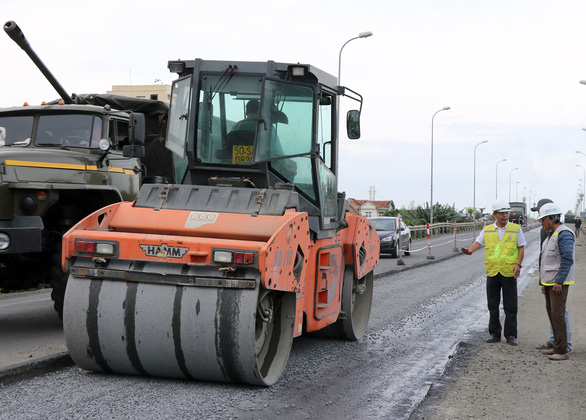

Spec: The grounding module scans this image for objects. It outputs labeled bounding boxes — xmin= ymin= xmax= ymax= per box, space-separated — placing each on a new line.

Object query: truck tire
xmin=48 ymin=240 xmax=67 ymax=319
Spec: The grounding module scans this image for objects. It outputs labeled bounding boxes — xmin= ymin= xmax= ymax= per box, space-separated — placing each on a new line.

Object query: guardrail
xmin=408 ymin=220 xmax=539 ymax=240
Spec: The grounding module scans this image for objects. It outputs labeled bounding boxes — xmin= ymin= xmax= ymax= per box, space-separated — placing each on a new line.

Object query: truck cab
xmin=0 ymin=98 xmax=171 ymax=314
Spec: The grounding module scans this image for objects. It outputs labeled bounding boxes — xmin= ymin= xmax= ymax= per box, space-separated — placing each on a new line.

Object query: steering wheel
xmin=60 ymin=136 xmax=87 ymax=147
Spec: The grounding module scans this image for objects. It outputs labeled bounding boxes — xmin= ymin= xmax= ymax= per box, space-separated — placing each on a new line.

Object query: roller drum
xmin=63 ymin=275 xmax=295 ymax=386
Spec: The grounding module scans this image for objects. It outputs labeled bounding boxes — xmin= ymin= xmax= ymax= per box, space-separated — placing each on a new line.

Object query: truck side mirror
xmin=346 ymin=110 xmax=360 ymax=140
xmin=123 ymin=144 xmax=145 ymax=158
xmin=128 ymin=112 xmax=145 ymax=145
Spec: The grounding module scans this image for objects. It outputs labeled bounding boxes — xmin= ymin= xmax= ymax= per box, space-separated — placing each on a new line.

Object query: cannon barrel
xmin=4 ymin=20 xmax=74 ymax=104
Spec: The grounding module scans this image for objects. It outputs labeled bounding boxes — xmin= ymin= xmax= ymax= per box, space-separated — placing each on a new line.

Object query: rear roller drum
xmin=318 ymin=266 xmax=374 ymax=340
xmin=63 ymin=275 xmax=295 ymax=386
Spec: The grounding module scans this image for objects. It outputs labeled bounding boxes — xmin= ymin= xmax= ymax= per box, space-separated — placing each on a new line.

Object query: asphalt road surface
xmin=0 ymin=290 xmax=65 ymax=370
xmin=0 ymin=229 xmax=541 ymax=419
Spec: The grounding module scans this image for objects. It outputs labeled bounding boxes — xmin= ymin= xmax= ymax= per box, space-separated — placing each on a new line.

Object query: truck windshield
xmin=36 ymin=114 xmax=99 ymax=148
xmin=0 ymin=116 xmax=34 ymax=147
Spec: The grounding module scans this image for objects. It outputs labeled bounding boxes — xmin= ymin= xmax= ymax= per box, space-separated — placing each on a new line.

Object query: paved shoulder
xmin=412 ymin=234 xmax=586 ymax=419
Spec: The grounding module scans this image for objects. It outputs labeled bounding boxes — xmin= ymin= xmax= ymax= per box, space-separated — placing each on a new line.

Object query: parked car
xmin=369 ymin=217 xmax=411 ymax=258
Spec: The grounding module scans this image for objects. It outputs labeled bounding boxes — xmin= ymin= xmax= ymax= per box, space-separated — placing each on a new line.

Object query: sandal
xmin=536 ymin=341 xmax=553 ymax=350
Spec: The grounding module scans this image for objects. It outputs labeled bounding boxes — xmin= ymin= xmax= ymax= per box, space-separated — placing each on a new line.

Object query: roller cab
xmin=62 ymin=59 xmax=379 ymax=385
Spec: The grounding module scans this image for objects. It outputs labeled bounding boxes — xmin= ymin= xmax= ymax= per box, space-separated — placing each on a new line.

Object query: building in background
xmin=108 ymin=84 xmax=171 ymax=103
xmin=348 ymin=199 xmax=395 ymax=218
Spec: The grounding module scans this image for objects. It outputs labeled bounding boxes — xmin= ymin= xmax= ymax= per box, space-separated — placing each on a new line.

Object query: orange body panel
xmin=62 ymin=201 xmax=379 ymax=339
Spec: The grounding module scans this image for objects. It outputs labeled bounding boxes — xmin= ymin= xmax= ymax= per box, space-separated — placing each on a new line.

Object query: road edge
xmin=0 ymin=352 xmax=72 ymax=387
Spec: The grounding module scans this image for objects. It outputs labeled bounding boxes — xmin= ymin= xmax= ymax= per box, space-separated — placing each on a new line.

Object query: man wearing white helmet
xmin=537 ymin=202 xmax=574 ymax=361
xmin=460 ymin=198 xmax=526 ymax=346
xmin=533 ymin=198 xmax=572 ymax=353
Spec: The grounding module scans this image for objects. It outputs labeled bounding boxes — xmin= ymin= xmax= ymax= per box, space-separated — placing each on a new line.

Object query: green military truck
xmin=508 ymin=201 xmax=526 ymax=226
xmin=0 ymin=21 xmax=173 ymax=316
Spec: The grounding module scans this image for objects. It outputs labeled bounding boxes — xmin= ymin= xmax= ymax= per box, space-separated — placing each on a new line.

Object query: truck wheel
xmin=48 ymin=242 xmax=67 ymax=319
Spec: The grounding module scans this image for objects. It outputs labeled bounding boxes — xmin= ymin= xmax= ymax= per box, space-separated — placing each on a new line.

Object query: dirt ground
xmin=412 ymin=229 xmax=586 ymax=420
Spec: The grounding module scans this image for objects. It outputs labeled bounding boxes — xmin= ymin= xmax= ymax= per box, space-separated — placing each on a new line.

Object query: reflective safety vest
xmin=540 ymin=224 xmax=575 ymax=286
xmin=484 ymin=223 xmax=520 ymax=277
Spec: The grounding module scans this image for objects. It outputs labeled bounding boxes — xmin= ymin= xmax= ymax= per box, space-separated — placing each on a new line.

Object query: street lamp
xmin=577 ymin=164 xmax=585 ymax=216
xmin=508 ymin=168 xmax=519 ymax=202
xmin=473 ymin=140 xmax=488 ymax=237
xmin=338 ymin=31 xmax=373 ymax=87
xmin=495 ymin=158 xmax=507 ymax=198
xmin=577 ymin=181 xmax=583 ymax=215
xmin=429 ymin=106 xmax=451 ymax=227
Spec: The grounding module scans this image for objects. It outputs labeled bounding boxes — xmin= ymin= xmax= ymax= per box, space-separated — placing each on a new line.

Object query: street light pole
xmin=495 ymin=158 xmax=507 ymax=198
xmin=577 ymin=164 xmax=585 ymax=216
xmin=429 ymin=106 xmax=451 ymax=226
xmin=473 ymin=140 xmax=488 ymax=238
xmin=508 ymin=168 xmax=519 ymax=202
xmin=516 ymin=181 xmax=519 ymax=201
xmin=338 ymin=31 xmax=373 ymax=88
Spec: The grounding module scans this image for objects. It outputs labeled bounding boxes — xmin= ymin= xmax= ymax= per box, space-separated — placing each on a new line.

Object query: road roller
xmin=61 ymin=59 xmax=379 ymax=385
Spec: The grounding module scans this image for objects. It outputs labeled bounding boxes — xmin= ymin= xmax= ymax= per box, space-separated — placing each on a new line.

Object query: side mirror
xmin=128 ymin=112 xmax=145 ymax=145
xmin=346 ymin=110 xmax=361 ymax=140
xmin=123 ymin=144 xmax=145 ymax=158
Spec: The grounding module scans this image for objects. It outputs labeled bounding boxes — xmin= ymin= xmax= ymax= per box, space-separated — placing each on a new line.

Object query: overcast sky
xmin=2 ymin=0 xmax=586 ymax=215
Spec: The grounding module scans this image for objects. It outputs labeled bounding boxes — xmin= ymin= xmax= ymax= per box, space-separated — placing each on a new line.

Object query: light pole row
xmin=429 ymin=106 xmax=451 ymax=226
xmin=338 ymin=31 xmax=373 ymax=88
xmin=495 ymin=158 xmax=507 ymax=199
xmin=473 ymin=140 xmax=488 ymax=238
xmin=508 ymin=167 xmax=519 ymax=202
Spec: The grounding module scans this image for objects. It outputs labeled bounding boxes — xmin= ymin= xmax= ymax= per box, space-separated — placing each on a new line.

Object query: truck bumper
xmin=0 ymin=216 xmax=44 ymax=254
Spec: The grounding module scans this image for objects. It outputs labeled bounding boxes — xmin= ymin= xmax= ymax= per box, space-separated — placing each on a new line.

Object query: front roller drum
xmin=63 ymin=275 xmax=295 ymax=386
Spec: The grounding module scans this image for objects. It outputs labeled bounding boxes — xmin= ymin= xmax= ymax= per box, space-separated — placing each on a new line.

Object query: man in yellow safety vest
xmin=460 ymin=198 xmax=526 ymax=346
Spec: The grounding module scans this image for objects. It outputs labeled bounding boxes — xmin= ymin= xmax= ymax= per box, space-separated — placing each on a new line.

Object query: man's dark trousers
xmin=486 ymin=273 xmax=518 ymax=338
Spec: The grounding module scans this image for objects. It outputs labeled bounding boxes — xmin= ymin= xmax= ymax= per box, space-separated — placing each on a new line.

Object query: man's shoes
xmin=486 ymin=335 xmax=501 ymax=343
xmin=536 ymin=341 xmax=553 ymax=350
xmin=548 ymin=353 xmax=569 ymax=361
xmin=506 ymin=336 xmax=518 ymax=346
xmin=542 ymin=348 xmax=555 ymax=355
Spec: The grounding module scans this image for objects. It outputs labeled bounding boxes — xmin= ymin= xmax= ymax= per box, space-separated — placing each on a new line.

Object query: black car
xmin=369 ymin=217 xmax=411 ymax=258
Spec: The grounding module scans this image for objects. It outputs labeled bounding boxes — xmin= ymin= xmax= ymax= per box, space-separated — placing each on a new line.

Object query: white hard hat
xmin=538 ymin=202 xmax=563 ymax=220
xmin=492 ymin=198 xmax=511 ymax=213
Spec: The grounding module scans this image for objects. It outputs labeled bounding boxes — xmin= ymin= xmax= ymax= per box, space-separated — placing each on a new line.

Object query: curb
xmin=374 ymin=250 xmax=462 ymax=279
xmin=0 ymin=352 xmax=73 ymax=387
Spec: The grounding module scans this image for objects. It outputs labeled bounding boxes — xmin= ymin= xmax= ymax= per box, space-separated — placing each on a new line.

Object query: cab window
xmin=0 ymin=116 xmax=33 ymax=147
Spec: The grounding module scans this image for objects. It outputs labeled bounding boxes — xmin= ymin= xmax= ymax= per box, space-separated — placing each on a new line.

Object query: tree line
xmin=382 ymin=202 xmax=488 ymax=226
